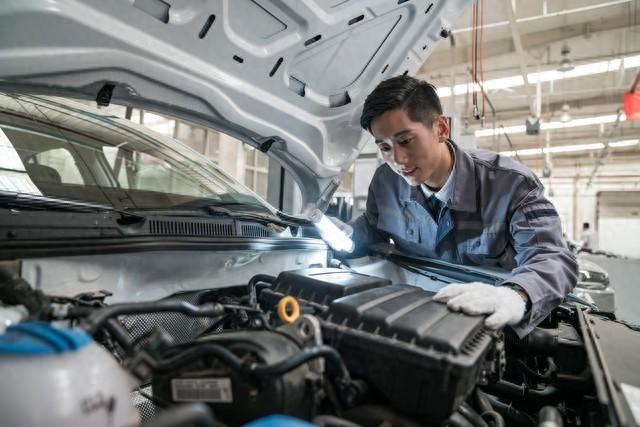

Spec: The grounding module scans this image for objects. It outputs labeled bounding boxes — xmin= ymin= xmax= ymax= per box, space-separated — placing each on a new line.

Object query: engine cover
xmin=152 ymin=330 xmax=315 ymax=426
xmin=321 ymin=284 xmax=494 ymax=421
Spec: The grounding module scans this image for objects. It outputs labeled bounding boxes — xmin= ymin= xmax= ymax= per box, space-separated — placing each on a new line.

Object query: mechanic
xmin=339 ymin=76 xmax=577 ymax=337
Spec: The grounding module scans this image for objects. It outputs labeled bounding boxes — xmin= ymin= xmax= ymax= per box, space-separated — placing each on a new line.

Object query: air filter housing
xmin=321 ymin=284 xmax=494 ymax=421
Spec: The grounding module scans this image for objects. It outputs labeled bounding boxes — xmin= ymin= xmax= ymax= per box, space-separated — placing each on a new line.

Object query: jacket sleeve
xmin=348 ymin=182 xmax=389 ymax=257
xmin=501 ymin=184 xmax=578 ymax=338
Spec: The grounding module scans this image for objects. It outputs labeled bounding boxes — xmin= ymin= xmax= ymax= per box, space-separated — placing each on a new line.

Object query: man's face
xmin=371 ymin=108 xmax=450 ymax=186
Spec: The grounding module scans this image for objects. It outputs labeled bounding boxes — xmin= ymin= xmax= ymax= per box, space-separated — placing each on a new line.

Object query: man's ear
xmin=435 ymin=116 xmax=450 ymax=142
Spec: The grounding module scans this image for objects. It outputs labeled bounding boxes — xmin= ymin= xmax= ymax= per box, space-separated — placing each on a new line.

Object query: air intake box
xmin=260 ymin=268 xmax=390 ymax=307
xmin=321 ymin=284 xmax=494 ymax=421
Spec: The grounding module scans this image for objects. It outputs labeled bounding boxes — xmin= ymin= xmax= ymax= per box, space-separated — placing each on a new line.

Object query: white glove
xmin=328 ymin=216 xmax=354 ymax=238
xmin=433 ymin=282 xmax=526 ymax=330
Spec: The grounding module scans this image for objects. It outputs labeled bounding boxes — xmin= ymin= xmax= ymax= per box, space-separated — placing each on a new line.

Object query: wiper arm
xmin=206 ymin=205 xmax=295 ymax=228
xmin=0 ymin=190 xmax=143 ymax=220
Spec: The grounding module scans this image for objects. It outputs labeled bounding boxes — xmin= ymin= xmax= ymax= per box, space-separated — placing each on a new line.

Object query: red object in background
xmin=624 ymin=73 xmax=640 ymax=120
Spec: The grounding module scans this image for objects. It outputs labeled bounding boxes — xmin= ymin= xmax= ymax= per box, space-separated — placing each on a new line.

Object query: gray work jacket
xmin=351 ymin=141 xmax=578 ymax=337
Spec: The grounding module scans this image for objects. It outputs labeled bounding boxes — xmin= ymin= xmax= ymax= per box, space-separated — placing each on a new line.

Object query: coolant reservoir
xmin=0 ymin=322 xmax=138 ymax=427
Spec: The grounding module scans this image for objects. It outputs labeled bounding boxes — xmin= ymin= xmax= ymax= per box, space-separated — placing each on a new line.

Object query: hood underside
xmin=0 ymin=0 xmax=469 ymax=206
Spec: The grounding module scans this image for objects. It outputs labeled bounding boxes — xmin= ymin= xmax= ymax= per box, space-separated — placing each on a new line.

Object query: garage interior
xmin=90 ymin=0 xmax=640 ymax=324
xmin=3 ymin=1 xmax=640 ymax=426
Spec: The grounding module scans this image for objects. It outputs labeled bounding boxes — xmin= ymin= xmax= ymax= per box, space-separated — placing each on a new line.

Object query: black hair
xmin=360 ymin=75 xmax=443 ymax=132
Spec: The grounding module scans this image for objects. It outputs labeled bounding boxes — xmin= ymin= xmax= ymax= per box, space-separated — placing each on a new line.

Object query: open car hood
xmin=0 ymin=0 xmax=469 ymax=207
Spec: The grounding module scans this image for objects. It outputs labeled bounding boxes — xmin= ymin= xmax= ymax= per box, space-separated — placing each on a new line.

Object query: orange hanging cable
xmin=470 ymin=1 xmax=476 ymax=82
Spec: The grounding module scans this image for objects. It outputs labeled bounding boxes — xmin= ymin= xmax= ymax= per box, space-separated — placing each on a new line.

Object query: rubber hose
xmin=538 ymin=406 xmax=563 ymax=427
xmin=459 ymin=402 xmax=490 ymax=427
xmin=83 ymin=301 xmax=225 ymax=333
xmin=486 ymin=395 xmax=535 ymax=427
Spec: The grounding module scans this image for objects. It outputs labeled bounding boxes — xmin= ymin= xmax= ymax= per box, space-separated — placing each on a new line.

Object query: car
xmin=575 ymin=257 xmax=616 ymax=314
xmin=1 ymin=2 xmax=640 ymax=427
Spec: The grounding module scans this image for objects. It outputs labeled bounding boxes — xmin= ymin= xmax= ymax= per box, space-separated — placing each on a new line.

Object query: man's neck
xmin=424 ymin=141 xmax=454 ymax=190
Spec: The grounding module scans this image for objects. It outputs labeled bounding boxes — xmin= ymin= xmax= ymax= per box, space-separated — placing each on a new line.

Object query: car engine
xmin=0 ymin=265 xmax=622 ymax=427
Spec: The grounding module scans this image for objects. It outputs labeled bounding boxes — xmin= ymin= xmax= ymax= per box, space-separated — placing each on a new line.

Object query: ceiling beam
xmin=504 ymin=0 xmax=534 ymax=116
xmin=418 ymin=13 xmax=638 ymax=73
xmin=474 ymin=94 xmax=624 ymax=121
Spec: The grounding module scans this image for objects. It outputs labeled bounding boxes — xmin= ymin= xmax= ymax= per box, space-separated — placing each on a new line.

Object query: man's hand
xmin=433 ymin=282 xmax=526 ymax=330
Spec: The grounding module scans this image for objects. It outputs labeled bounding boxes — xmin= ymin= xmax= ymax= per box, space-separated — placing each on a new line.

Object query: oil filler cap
xmin=0 ymin=322 xmax=91 ymax=355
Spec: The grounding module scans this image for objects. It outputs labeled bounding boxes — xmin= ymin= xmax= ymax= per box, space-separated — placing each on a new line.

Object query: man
xmin=347 ymin=76 xmax=577 ymax=337
xmin=580 ymin=222 xmax=599 ymax=251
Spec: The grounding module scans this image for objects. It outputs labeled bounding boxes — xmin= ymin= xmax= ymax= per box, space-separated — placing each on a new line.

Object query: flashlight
xmin=308 ymin=209 xmax=354 ymax=253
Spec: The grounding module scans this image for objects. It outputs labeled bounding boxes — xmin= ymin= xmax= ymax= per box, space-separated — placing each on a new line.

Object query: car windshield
xmin=0 ymin=93 xmax=271 ymax=212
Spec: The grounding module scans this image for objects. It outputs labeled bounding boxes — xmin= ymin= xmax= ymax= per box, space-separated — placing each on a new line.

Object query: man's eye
xmin=398 ymin=138 xmax=412 ymax=145
xmin=379 ymin=144 xmax=391 ymax=152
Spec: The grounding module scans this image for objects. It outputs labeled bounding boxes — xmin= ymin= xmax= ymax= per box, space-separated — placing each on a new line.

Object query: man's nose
xmin=393 ymin=145 xmax=408 ymax=166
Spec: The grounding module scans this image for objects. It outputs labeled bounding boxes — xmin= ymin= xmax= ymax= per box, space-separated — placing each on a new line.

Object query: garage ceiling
xmin=419 ymin=0 xmax=640 ymax=175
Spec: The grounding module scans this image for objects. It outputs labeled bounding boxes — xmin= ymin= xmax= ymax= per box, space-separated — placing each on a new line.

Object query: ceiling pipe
xmin=586 ymin=109 xmax=624 ymax=188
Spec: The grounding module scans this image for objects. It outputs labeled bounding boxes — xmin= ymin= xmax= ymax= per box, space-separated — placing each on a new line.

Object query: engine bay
xmin=1 ymin=264 xmax=637 ymax=427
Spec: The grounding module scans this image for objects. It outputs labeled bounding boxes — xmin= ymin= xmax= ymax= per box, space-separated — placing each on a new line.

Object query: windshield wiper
xmin=0 ymin=191 xmax=144 ymax=220
xmin=206 ymin=205 xmax=295 ymax=228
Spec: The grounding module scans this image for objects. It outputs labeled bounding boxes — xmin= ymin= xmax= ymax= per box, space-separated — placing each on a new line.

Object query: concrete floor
xmin=583 ymin=255 xmax=640 ymax=325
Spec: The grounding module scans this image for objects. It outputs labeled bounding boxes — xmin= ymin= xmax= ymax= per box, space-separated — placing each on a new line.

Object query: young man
xmin=351 ymin=76 xmax=577 ymax=337
xmin=580 ymin=222 xmax=599 ymax=251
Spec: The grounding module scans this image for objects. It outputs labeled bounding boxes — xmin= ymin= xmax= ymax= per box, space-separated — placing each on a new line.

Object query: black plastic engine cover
xmin=263 ymin=268 xmax=390 ymax=306
xmin=152 ymin=331 xmax=314 ymax=425
xmin=321 ymin=284 xmax=494 ymax=421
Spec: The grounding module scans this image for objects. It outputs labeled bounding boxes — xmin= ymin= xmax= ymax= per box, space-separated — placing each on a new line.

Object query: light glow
xmin=609 ymin=139 xmax=639 ymax=148
xmin=500 ymin=139 xmax=639 ymax=157
xmin=476 ymin=114 xmax=626 ymax=138
xmin=437 ymin=54 xmax=640 ymax=99
xmin=309 ymin=209 xmax=354 ymax=253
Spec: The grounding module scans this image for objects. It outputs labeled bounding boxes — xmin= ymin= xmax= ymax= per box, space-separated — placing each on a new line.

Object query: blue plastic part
xmin=0 ymin=322 xmax=92 ymax=355
xmin=243 ymin=415 xmax=316 ymax=427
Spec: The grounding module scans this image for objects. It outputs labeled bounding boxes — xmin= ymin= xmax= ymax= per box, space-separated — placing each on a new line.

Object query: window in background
xmin=244 ymin=145 xmax=269 ymax=199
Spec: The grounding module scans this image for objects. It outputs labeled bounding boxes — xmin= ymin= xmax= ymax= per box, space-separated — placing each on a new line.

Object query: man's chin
xmin=400 ymin=175 xmax=420 ymax=186
xmin=388 ymin=165 xmax=422 ymax=185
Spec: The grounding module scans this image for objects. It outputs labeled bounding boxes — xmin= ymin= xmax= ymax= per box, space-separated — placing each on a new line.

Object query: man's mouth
xmin=400 ymin=167 xmax=417 ymax=177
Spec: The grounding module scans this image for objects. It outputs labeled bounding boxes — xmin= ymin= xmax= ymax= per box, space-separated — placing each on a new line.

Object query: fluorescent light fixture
xmin=500 ymin=139 xmax=639 ymax=157
xmin=308 ymin=209 xmax=354 ymax=253
xmin=609 ymin=139 xmax=639 ymax=148
xmin=476 ymin=114 xmax=626 ymax=138
xmin=437 ymin=54 xmax=640 ymax=98
xmin=560 ymin=103 xmax=571 ymax=123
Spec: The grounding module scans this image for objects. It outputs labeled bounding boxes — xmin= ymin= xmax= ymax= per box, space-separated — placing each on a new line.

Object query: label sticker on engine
xmin=621 ymin=383 xmax=640 ymax=425
xmin=171 ymin=378 xmax=233 ymax=403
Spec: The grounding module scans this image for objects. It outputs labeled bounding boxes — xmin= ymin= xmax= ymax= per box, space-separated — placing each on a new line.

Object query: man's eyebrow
xmin=374 ymin=129 xmax=411 ymax=144
xmin=393 ymin=130 xmax=411 ymax=138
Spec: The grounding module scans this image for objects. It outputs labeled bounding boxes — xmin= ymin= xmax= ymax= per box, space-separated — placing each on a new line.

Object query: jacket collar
xmin=399 ymin=139 xmax=477 ymax=213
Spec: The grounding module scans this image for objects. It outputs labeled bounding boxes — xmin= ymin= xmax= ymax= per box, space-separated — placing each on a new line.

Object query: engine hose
xmin=0 ymin=267 xmax=48 ymax=316
xmin=504 ymin=328 xmax=556 ymax=356
xmin=486 ymin=395 xmax=535 ymax=427
xmin=153 ymin=342 xmax=350 ymax=384
xmin=483 ymin=380 xmax=560 ymax=405
xmin=538 ymin=406 xmax=563 ymax=427
xmin=82 ymin=301 xmax=225 ymax=333
xmin=104 ymin=318 xmax=133 ymax=354
xmin=459 ymin=402 xmax=490 ymax=427
xmin=475 ymin=389 xmax=493 ymax=414
xmin=247 ymin=274 xmax=276 ymax=307
xmin=153 ymin=344 xmax=245 ymax=373
xmin=481 ymin=411 xmax=505 ymax=427
xmin=475 ymin=389 xmax=506 ymax=427
xmin=447 ymin=411 xmax=475 ymax=427
xmin=250 ymin=345 xmax=351 ymax=384
xmin=144 ymin=403 xmax=215 ymax=427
